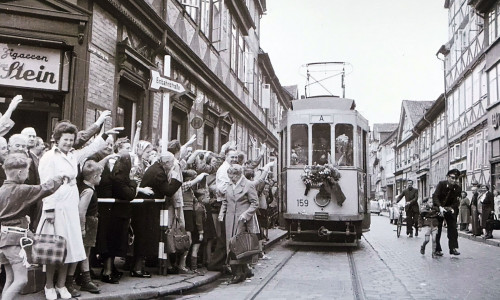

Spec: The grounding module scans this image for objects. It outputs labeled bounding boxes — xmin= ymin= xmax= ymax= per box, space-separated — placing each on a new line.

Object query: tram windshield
xmin=312 ymin=124 xmax=331 ymax=165
xmin=334 ymin=124 xmax=353 ymax=166
xmin=290 ymin=124 xmax=308 ymax=165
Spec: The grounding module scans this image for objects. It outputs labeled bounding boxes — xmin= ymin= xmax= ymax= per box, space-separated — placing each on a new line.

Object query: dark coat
xmin=479 ymin=191 xmax=494 ymax=228
xmin=432 ymin=180 xmax=461 ymax=214
xmin=397 ymin=187 xmax=419 ymax=213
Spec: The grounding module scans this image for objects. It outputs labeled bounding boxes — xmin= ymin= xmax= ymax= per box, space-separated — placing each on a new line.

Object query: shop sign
xmin=0 ymin=44 xmax=63 ymax=91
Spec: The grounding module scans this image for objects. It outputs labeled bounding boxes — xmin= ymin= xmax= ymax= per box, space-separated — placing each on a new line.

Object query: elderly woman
xmin=458 ymin=191 xmax=471 ymax=232
xmin=218 ymin=164 xmax=259 ymax=284
xmin=37 ymin=121 xmax=111 ymax=300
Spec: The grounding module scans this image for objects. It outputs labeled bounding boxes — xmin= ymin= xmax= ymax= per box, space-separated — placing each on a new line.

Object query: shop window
xmin=312 ymin=123 xmax=331 ymax=165
xmin=117 ymin=97 xmax=136 ymax=139
xmin=290 ymin=124 xmax=308 ymax=166
xmin=171 ymin=107 xmax=188 ymax=143
xmin=335 ymin=124 xmax=353 ymax=166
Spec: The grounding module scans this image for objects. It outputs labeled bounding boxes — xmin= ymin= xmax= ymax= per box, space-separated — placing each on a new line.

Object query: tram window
xmin=312 ymin=124 xmax=331 ymax=165
xmin=290 ymin=124 xmax=308 ymax=165
xmin=334 ymin=124 xmax=353 ymax=166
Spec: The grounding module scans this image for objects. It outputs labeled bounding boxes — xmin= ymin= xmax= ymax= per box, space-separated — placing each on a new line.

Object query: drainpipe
xmin=423 ymin=114 xmax=432 ymax=199
xmin=436 ymin=53 xmax=449 ymax=172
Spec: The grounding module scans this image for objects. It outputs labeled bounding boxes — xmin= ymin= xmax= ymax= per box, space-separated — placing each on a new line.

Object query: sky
xmin=260 ymin=0 xmax=449 ymax=126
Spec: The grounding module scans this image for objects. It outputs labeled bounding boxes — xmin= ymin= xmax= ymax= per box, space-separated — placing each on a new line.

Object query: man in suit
xmin=433 ymin=168 xmax=462 ymax=256
xmin=396 ymin=179 xmax=419 ymax=237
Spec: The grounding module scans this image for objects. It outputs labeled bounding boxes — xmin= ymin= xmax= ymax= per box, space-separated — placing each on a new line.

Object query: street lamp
xmin=436 ymin=43 xmax=451 ymax=171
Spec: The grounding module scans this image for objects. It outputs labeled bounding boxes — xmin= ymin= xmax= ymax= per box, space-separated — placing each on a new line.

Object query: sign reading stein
xmin=0 ymin=44 xmax=65 ymax=91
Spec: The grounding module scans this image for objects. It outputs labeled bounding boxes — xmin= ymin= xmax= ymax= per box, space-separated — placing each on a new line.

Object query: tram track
xmin=244 ymin=241 xmax=368 ymax=300
xmin=244 ymin=248 xmax=298 ymax=300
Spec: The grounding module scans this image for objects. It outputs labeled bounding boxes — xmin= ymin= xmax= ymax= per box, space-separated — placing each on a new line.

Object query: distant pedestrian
xmin=396 ymin=180 xmax=419 ymax=237
xmin=458 ymin=191 xmax=471 ymax=232
xmin=432 ymin=169 xmax=462 ymax=256
xmin=470 ymin=181 xmax=481 ymax=236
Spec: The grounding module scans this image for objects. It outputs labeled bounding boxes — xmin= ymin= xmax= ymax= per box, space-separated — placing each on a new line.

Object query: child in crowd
xmin=0 ymin=153 xmax=65 ymax=299
xmin=419 ymin=197 xmax=441 ymax=258
xmin=77 ymin=160 xmax=104 ymax=294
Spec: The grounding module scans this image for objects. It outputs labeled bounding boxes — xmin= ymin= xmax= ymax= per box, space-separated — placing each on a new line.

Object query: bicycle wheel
xmin=396 ymin=215 xmax=402 ymax=238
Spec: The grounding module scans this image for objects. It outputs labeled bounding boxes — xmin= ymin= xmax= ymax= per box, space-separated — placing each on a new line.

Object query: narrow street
xmin=173 ymin=215 xmax=500 ymax=300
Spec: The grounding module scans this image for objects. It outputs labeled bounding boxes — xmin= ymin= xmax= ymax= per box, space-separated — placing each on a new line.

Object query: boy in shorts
xmin=77 ymin=160 xmax=104 ymax=294
xmin=0 ymin=153 xmax=65 ymax=299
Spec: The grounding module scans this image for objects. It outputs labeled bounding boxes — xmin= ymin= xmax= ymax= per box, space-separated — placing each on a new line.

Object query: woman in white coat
xmin=37 ymin=121 xmax=110 ymax=300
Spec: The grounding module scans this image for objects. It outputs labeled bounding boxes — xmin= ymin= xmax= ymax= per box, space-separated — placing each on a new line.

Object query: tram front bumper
xmin=284 ymin=213 xmax=364 ymax=221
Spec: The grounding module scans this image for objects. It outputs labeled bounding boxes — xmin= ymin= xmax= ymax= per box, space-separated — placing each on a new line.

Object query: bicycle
xmin=396 ymin=206 xmax=405 ymax=238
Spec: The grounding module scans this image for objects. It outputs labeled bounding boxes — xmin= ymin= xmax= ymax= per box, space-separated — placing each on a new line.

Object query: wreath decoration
xmin=300 ymin=164 xmax=346 ymax=206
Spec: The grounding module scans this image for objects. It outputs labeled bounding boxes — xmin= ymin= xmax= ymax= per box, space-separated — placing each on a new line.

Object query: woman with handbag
xmin=37 ymin=121 xmax=115 ymax=300
xmin=218 ymin=164 xmax=259 ymax=284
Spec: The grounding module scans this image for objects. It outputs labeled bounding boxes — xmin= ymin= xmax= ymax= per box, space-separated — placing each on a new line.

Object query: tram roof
xmin=291 ymin=96 xmax=356 ymax=111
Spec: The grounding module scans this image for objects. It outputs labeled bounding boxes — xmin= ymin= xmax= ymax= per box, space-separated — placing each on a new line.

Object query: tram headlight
xmin=314 ymin=187 xmax=331 ymax=207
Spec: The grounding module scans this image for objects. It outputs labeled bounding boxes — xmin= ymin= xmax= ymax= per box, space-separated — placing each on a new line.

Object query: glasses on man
xmin=449 ymin=176 xmax=457 ymax=180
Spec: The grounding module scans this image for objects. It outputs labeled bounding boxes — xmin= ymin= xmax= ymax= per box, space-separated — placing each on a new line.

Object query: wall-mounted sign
xmin=0 ymin=44 xmax=65 ymax=91
xmin=190 ymin=116 xmax=204 ymax=129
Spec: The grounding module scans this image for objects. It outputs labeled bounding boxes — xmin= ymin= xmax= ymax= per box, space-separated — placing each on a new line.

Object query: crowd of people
xmin=399 ymin=168 xmax=500 ymax=259
xmin=0 ymin=95 xmax=279 ymax=299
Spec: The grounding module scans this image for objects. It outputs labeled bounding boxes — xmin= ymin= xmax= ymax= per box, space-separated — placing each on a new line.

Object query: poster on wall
xmin=0 ymin=43 xmax=64 ymax=91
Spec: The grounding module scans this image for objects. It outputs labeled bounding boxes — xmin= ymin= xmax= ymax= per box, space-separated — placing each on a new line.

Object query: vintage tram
xmin=277 ymin=95 xmax=370 ymax=246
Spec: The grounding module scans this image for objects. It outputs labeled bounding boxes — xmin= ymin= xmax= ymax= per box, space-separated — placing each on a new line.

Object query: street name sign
xmin=150 ymin=69 xmax=185 ymax=93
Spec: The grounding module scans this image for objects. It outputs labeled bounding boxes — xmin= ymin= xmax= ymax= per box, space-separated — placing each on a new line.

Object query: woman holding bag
xmin=37 ymin=121 xmax=117 ymax=300
xmin=218 ymin=164 xmax=259 ymax=284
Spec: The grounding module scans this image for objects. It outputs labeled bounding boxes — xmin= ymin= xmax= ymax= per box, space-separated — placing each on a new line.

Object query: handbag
xmin=165 ymin=219 xmax=191 ymax=254
xmin=32 ymin=220 xmax=67 ymax=265
xmin=228 ymin=221 xmax=260 ymax=260
xmin=491 ymin=214 xmax=500 ymax=230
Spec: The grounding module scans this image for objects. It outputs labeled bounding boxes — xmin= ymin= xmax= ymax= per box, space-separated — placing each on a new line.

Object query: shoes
xmin=130 ymin=270 xmax=152 ymax=278
xmin=80 ymin=280 xmax=101 ymax=294
xmin=415 ymin=231 xmax=418 ymax=237
xmin=261 ymin=254 xmax=271 ymax=260
xmin=65 ymin=275 xmax=81 ymax=297
xmin=55 ymin=286 xmax=72 ymax=299
xmin=408 ymin=233 xmax=413 ymax=238
xmin=433 ymin=251 xmax=443 ymax=256
xmin=450 ymin=248 xmax=461 ymax=255
xmin=44 ymin=287 xmax=57 ymax=300
xmin=101 ymin=273 xmax=119 ymax=284
xmin=178 ymin=267 xmax=194 ymax=274
xmin=229 ymin=274 xmax=245 ymax=284
xmin=112 ymin=268 xmax=123 ymax=279
xmin=484 ymin=234 xmax=493 ymax=239
xmin=420 ymin=245 xmax=425 ymax=255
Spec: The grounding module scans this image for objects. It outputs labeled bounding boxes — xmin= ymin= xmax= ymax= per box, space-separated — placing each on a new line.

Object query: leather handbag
xmin=165 ymin=219 xmax=191 ymax=254
xmin=32 ymin=220 xmax=67 ymax=265
xmin=228 ymin=221 xmax=260 ymax=260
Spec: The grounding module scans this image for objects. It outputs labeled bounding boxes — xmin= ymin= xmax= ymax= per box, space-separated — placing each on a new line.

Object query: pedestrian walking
xmin=432 ymin=169 xmax=462 ymax=256
xmin=470 ymin=182 xmax=481 ymax=236
xmin=419 ymin=198 xmax=440 ymax=258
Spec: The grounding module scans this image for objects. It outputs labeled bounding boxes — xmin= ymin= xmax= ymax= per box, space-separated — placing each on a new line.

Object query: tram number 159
xmin=296 ymin=199 xmax=309 ymax=207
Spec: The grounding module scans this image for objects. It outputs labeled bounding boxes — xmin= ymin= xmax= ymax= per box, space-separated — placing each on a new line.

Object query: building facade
xmin=0 ymin=0 xmax=291 ymax=159
xmin=438 ymin=0 xmax=489 ymax=191
xmin=394 ymin=100 xmax=433 ymax=198
xmin=369 ymin=123 xmax=398 ymax=201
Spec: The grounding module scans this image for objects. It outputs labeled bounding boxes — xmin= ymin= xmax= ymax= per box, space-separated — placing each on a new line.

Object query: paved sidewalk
xmin=17 ymin=228 xmax=288 ymax=300
xmin=379 ymin=210 xmax=500 ymax=247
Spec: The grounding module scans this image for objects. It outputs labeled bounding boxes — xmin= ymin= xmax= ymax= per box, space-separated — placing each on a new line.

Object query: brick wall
xmin=86 ymin=3 xmax=117 ymax=127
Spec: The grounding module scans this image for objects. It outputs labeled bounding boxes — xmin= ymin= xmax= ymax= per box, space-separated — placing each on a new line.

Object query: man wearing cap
xmin=432 ymin=169 xmax=462 ymax=256
xmin=396 ymin=179 xmax=419 ymax=237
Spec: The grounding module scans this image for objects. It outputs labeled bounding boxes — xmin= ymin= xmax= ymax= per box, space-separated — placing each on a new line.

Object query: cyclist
xmin=396 ymin=180 xmax=419 ymax=237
